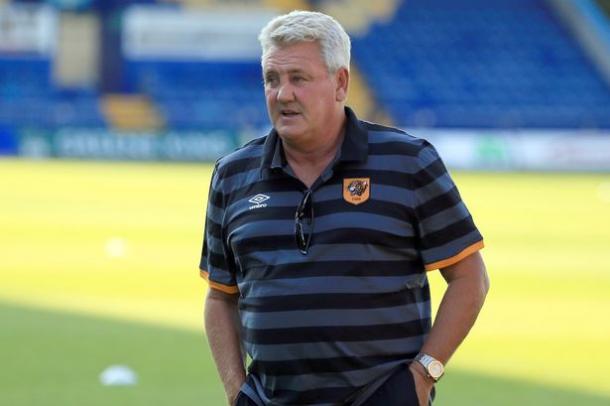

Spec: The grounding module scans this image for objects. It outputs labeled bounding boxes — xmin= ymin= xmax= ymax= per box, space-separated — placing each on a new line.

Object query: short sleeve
xmin=199 ymin=163 xmax=239 ymax=294
xmin=413 ymin=142 xmax=484 ymax=271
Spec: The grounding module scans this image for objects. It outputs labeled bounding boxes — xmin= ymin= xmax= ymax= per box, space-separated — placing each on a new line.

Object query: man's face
xmin=262 ymin=41 xmax=345 ymax=144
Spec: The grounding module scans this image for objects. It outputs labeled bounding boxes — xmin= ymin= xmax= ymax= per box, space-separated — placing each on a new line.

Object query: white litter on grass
xmin=105 ymin=237 xmax=128 ymax=258
xmin=598 ymin=182 xmax=610 ymax=203
xmin=99 ymin=365 xmax=138 ymax=386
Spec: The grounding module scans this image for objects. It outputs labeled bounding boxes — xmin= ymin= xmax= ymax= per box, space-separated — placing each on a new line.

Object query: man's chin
xmin=275 ymin=124 xmax=306 ymax=139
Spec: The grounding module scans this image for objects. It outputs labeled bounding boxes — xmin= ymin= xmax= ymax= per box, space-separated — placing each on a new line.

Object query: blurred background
xmin=1 ymin=0 xmax=609 ymax=405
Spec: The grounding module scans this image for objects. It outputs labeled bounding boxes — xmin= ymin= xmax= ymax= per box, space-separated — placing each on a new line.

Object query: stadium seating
xmin=3 ymin=0 xmax=610 ymax=133
xmin=0 ymin=56 xmax=106 ymax=129
xmin=119 ymin=0 xmax=610 ymax=131
xmin=0 ymin=57 xmax=52 ymax=98
xmin=351 ymin=0 xmax=610 ymax=128
xmin=123 ymin=61 xmax=268 ymax=131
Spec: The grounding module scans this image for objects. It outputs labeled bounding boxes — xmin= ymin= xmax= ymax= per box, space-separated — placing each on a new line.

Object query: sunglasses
xmin=295 ymin=190 xmax=314 ymax=255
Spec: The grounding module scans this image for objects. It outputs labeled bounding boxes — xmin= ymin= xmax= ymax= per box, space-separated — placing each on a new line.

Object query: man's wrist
xmin=415 ymin=353 xmax=445 ymax=382
xmin=227 ymin=390 xmax=241 ymax=406
xmin=225 ymin=377 xmax=245 ymax=405
xmin=409 ymin=361 xmax=436 ymax=384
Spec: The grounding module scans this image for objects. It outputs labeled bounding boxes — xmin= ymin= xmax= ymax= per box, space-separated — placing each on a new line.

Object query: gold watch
xmin=415 ymin=353 xmax=444 ymax=382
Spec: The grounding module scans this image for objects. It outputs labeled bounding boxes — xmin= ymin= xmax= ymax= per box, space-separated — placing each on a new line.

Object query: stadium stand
xmin=102 ymin=94 xmax=163 ymax=131
xmin=177 ymin=0 xmax=310 ymax=12
xmin=350 ymin=0 xmax=610 ymax=129
xmin=310 ymin=0 xmax=398 ymax=34
xmin=0 ymin=55 xmax=106 ymax=129
xmin=115 ymin=0 xmax=311 ymax=132
xmin=2 ymin=0 xmax=610 ymax=135
xmin=123 ymin=61 xmax=268 ymax=131
xmin=119 ymin=0 xmax=610 ymax=131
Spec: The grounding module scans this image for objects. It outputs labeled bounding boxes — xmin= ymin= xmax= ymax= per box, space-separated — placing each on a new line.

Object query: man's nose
xmin=276 ymin=82 xmax=295 ymax=102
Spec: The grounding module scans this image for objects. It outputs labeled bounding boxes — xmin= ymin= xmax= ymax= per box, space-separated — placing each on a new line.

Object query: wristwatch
xmin=415 ymin=353 xmax=445 ymax=382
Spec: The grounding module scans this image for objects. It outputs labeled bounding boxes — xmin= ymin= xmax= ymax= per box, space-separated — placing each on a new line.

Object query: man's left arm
xmin=409 ymin=251 xmax=490 ymax=405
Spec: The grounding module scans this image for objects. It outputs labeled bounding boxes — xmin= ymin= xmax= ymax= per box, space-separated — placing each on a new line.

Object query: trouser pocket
xmin=361 ymin=363 xmax=420 ymax=405
xmin=234 ymin=391 xmax=253 ymax=406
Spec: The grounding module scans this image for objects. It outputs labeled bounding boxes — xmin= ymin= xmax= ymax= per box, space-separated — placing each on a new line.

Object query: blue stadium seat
xmin=351 ymin=0 xmax=610 ymax=128
xmin=123 ymin=60 xmax=267 ymax=131
xmin=0 ymin=56 xmax=106 ymax=129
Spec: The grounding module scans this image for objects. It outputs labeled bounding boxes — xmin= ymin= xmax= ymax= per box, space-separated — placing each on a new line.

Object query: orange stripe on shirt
xmin=424 ymin=240 xmax=485 ymax=271
xmin=199 ymin=270 xmax=239 ymax=294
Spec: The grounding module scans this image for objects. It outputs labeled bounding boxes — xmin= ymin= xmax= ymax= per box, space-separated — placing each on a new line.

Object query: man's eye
xmin=265 ymin=77 xmax=278 ymax=86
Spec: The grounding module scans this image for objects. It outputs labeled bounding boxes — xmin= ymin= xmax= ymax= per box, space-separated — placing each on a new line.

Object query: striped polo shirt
xmin=200 ymin=107 xmax=483 ymax=405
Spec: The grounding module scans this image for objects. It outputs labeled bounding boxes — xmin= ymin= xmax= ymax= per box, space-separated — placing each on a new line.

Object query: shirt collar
xmin=260 ymin=106 xmax=368 ymax=177
xmin=340 ymin=106 xmax=369 ymax=163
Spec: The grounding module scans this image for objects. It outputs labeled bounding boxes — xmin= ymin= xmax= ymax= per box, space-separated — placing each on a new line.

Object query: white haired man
xmin=201 ymin=10 xmax=489 ymax=406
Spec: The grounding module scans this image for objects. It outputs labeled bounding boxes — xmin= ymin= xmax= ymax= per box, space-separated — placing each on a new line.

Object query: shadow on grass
xmin=1 ymin=302 xmax=608 ymax=406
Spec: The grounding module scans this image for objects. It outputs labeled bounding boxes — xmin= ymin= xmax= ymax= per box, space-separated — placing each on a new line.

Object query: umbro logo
xmin=248 ymin=194 xmax=270 ymax=210
xmin=249 ymin=194 xmax=270 ymax=204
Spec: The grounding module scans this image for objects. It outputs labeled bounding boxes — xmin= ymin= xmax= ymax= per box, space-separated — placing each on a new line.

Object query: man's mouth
xmin=280 ymin=109 xmax=300 ymax=117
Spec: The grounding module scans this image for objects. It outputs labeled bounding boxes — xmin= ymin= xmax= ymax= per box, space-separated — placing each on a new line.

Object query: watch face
xmin=428 ymin=361 xmax=444 ymax=378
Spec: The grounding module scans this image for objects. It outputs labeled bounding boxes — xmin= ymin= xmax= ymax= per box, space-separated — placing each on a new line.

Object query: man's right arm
xmin=204 ymin=287 xmax=245 ymax=405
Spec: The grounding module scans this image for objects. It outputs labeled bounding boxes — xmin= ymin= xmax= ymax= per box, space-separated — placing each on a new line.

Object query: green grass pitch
xmin=1 ymin=158 xmax=609 ymax=405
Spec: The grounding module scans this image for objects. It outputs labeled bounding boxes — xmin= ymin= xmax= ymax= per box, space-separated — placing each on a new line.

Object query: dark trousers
xmin=360 ymin=363 xmax=422 ymax=405
xmin=235 ymin=363 xmax=432 ymax=405
xmin=234 ymin=391 xmax=256 ymax=406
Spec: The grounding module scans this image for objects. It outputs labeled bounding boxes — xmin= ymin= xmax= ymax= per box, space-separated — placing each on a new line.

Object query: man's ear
xmin=335 ymin=67 xmax=349 ymax=102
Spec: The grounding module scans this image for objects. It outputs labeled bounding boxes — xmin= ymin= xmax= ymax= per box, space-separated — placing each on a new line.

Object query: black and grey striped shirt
xmin=201 ymin=107 xmax=483 ymax=405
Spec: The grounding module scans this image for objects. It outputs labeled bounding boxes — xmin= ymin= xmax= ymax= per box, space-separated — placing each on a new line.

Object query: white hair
xmin=258 ymin=10 xmax=351 ymax=73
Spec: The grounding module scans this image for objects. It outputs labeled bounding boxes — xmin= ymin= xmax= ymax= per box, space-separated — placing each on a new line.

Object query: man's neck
xmin=283 ymin=130 xmax=343 ymax=164
xmin=282 ymin=114 xmax=346 ymax=188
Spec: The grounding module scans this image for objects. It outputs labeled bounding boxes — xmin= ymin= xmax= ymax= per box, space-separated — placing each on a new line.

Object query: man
xmin=201 ymin=10 xmax=489 ymax=406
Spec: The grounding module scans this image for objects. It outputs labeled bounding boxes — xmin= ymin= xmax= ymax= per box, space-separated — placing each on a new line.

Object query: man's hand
xmin=408 ymin=362 xmax=435 ymax=406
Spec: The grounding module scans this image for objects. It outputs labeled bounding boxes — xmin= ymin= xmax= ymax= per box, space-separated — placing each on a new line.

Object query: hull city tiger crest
xmin=343 ymin=178 xmax=370 ymax=205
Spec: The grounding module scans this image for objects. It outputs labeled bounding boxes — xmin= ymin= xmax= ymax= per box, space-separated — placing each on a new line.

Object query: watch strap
xmin=415 ymin=353 xmax=444 ymax=381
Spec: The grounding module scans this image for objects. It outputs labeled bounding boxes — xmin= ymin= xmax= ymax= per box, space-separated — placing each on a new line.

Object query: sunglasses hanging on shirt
xmin=294 ymin=190 xmax=314 ymax=255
